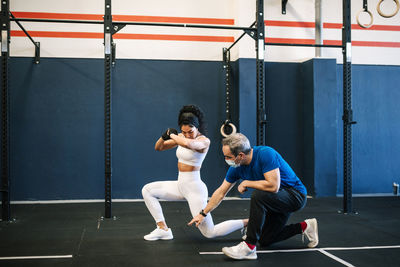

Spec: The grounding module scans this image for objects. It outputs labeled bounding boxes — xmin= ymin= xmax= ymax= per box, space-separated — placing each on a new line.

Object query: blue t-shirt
xmin=225 ymin=146 xmax=307 ymax=195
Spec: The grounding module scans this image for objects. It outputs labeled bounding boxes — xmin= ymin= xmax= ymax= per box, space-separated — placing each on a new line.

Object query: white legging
xmin=142 ymin=171 xmax=244 ymax=238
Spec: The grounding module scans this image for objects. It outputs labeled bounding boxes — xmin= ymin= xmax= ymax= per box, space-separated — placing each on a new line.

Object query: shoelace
xmin=241 ymin=227 xmax=247 ymax=239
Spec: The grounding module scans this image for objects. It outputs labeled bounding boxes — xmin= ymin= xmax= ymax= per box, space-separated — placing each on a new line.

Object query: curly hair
xmin=178 ymin=104 xmax=207 ymax=135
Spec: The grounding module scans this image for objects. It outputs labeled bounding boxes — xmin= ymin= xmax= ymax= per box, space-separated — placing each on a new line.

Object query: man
xmin=188 ymin=133 xmax=318 ymax=260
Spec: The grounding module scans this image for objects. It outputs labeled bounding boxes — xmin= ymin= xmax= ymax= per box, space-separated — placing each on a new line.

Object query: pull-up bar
xmin=10 ymin=17 xmax=255 ymax=31
xmin=265 ymin=42 xmax=343 ymax=48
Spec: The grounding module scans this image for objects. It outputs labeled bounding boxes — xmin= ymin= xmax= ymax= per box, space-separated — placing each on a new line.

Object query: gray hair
xmin=222 ymin=133 xmax=251 ymax=156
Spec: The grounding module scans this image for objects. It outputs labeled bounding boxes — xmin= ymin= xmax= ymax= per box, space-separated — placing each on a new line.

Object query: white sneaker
xmin=303 ymin=218 xmax=318 ymax=248
xmin=222 ymin=241 xmax=257 ymax=260
xmin=144 ymin=227 xmax=173 ymax=241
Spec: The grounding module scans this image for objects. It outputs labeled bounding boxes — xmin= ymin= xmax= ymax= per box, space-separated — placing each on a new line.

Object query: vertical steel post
xmin=256 ymin=0 xmax=266 ymax=146
xmin=223 ymin=48 xmax=231 ymax=123
xmin=342 ymin=0 xmax=355 ymax=213
xmin=104 ymin=0 xmax=113 ymax=218
xmin=1 ymin=0 xmax=10 ymax=222
xmin=315 ymin=0 xmax=323 ymax=57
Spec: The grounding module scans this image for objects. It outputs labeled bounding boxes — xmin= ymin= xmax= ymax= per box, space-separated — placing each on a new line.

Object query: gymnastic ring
xmin=377 ymin=0 xmax=400 ymax=18
xmin=356 ymin=9 xmax=374 ymax=28
xmin=220 ymin=122 xmax=237 ymax=137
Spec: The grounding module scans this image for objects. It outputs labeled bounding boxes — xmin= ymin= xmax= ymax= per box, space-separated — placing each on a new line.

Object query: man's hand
xmin=238 ymin=181 xmax=248 ymax=194
xmin=188 ymin=214 xmax=205 ymax=227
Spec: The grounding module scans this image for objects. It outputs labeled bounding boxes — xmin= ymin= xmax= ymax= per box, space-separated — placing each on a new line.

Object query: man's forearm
xmin=203 ymin=190 xmax=225 ymax=214
xmin=245 ymin=180 xmax=279 ymax=193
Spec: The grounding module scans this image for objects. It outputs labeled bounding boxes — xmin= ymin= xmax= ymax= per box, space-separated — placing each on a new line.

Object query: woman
xmin=142 ymin=104 xmax=247 ymax=241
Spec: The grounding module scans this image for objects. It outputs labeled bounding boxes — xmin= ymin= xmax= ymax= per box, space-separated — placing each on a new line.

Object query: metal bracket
xmin=1 ymin=30 xmax=8 ymax=52
xmin=34 ymin=42 xmax=40 ymax=64
xmin=282 ymin=0 xmax=288 ymax=14
xmin=244 ymin=29 xmax=257 ymax=41
xmin=111 ymin=23 xmax=126 ymax=35
xmin=10 ymin=12 xmax=41 ymax=64
xmin=342 ymin=109 xmax=357 ymax=125
xmin=111 ymin=43 xmax=116 ymax=66
xmin=258 ymin=109 xmax=267 ymax=125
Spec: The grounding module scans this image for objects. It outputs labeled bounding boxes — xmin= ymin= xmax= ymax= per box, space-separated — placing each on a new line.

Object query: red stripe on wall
xmin=11 ymin=30 xmax=234 ymax=42
xmin=266 ymin=37 xmax=316 ymax=45
xmin=323 ymin=22 xmax=400 ymax=31
xmin=323 ymin=40 xmax=342 ymax=46
xmin=11 ymin=30 xmax=102 ymax=39
xmin=265 ymin=20 xmax=315 ymax=28
xmin=11 ymin=12 xmax=102 ymax=21
xmin=265 ymin=38 xmax=400 ymax=48
xmin=265 ymin=21 xmax=400 ymax=31
xmin=11 ymin=11 xmax=234 ymax=25
xmin=324 ymin=39 xmax=400 ymax=48
xmin=114 ymin=33 xmax=233 ymax=42
xmin=112 ymin=15 xmax=234 ymax=25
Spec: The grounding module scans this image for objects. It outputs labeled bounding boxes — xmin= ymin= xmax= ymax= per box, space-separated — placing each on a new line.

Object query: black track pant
xmin=245 ymin=187 xmax=307 ymax=247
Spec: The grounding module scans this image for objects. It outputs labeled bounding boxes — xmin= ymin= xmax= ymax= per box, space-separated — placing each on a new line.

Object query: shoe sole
xmin=144 ymin=236 xmax=174 ymax=241
xmin=307 ymin=219 xmax=319 ymax=248
xmin=222 ymin=248 xmax=257 ymax=260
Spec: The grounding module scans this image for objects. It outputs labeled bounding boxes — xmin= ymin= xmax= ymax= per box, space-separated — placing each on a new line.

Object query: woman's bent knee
xmin=142 ymin=184 xmax=151 ymax=198
xmin=200 ymin=229 xmax=216 ymax=239
xmin=198 ymin=225 xmax=217 ymax=239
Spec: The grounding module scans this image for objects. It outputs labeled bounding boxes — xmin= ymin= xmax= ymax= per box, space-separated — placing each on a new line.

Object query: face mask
xmin=225 ymin=158 xmax=240 ymax=168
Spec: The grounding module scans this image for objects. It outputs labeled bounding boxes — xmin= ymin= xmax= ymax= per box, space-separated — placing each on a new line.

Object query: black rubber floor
xmin=1 ymin=197 xmax=399 ymax=267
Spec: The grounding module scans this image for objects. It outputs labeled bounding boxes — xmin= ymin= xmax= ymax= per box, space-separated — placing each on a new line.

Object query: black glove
xmin=161 ymin=128 xmax=178 ymax=141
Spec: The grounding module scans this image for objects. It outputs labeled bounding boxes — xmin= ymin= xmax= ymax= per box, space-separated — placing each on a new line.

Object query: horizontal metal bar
xmin=265 ymin=42 xmax=343 ymax=48
xmin=113 ymin=21 xmax=255 ymax=31
xmin=10 ymin=18 xmax=255 ymax=31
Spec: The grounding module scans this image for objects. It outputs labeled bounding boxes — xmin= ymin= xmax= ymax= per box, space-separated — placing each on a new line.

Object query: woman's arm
xmin=154 ymin=137 xmax=178 ymax=151
xmin=169 ymin=133 xmax=210 ymax=152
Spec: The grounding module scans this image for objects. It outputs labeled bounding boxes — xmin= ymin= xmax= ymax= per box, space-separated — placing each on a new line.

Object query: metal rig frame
xmin=1 ymin=0 xmax=355 ymax=221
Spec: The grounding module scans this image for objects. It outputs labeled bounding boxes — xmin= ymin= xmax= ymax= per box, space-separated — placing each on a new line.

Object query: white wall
xmin=8 ymin=0 xmax=400 ymax=65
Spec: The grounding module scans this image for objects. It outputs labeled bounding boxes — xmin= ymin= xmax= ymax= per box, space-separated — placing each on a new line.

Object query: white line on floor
xmin=199 ymin=244 xmax=400 ymax=255
xmin=318 ymin=249 xmax=356 ymax=267
xmin=323 ymin=245 xmax=400 ymax=251
xmin=200 ymin=244 xmax=400 ymax=266
xmin=0 ymin=255 xmax=73 ymax=260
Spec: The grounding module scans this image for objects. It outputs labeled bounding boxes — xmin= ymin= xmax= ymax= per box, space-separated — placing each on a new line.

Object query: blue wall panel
xmin=309 ymin=59 xmax=338 ymax=197
xmin=8 ymin=58 xmax=229 ymax=200
xmin=4 ymin=57 xmax=400 ymax=200
xmin=10 ymin=58 xmax=104 ymax=200
xmin=336 ymin=64 xmax=400 ymax=195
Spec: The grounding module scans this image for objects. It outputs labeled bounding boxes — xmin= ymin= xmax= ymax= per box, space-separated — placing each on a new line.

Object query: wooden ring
xmin=356 ymin=9 xmax=374 ymax=28
xmin=377 ymin=0 xmax=400 ymax=18
xmin=220 ymin=122 xmax=237 ymax=137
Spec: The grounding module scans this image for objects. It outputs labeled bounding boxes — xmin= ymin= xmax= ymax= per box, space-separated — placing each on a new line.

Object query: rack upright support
xmin=1 ymin=0 xmax=11 ymax=222
xmin=342 ymin=0 xmax=356 ymax=213
xmin=104 ymin=0 xmax=113 ymax=219
xmin=256 ymin=0 xmax=266 ymax=146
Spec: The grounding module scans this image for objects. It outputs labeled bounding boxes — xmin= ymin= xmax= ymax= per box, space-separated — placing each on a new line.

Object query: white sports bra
xmin=176 ymin=138 xmax=208 ymax=167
